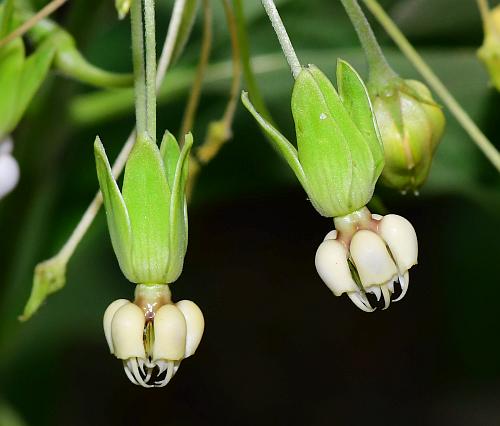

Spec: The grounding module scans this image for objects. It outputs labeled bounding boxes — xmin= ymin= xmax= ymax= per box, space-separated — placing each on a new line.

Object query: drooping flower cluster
xmin=104 ymin=285 xmax=204 ymax=387
xmin=315 ymin=207 xmax=418 ymax=312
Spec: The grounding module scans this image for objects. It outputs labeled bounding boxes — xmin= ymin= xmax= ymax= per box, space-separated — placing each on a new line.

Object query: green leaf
xmin=19 ymin=256 xmax=66 ymax=322
xmin=166 ymin=133 xmax=193 ymax=282
xmin=336 ymin=59 xmax=384 ymax=182
xmin=122 ymin=134 xmax=171 ymax=283
xmin=241 ymin=91 xmax=308 ymax=189
xmin=94 ymin=136 xmax=135 ymax=281
xmin=159 ymin=130 xmax=181 ymax=190
xmin=12 ymin=40 xmax=55 ymax=130
xmin=0 ymin=39 xmax=24 ymax=137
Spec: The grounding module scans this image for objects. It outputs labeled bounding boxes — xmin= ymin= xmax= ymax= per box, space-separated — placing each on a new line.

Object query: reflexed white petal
xmin=153 ymin=304 xmax=187 ymax=362
xmin=0 ymin=154 xmax=20 ymax=199
xmin=393 ymin=272 xmax=410 ymax=302
xmin=103 ymin=299 xmax=129 ymax=353
xmin=371 ymin=214 xmax=383 ymax=221
xmin=176 ymin=300 xmax=205 ymax=358
xmin=350 ymin=230 xmax=398 ymax=288
xmin=323 ymin=230 xmax=337 ymax=241
xmin=111 ymin=303 xmax=146 ymax=359
xmin=315 ymin=239 xmax=358 ymax=296
xmin=379 ymin=214 xmax=418 ymax=273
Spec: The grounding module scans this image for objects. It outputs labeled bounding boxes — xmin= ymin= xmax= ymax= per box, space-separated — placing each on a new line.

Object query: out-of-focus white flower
xmin=0 ymin=137 xmax=19 ymax=200
xmin=315 ymin=207 xmax=417 ymax=312
xmin=103 ymin=285 xmax=204 ymax=388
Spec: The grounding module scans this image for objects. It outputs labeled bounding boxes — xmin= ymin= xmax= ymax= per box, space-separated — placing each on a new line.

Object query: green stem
xmin=179 ymin=0 xmax=212 ymax=143
xmin=233 ymin=0 xmax=274 ymax=124
xmin=130 ymin=0 xmax=147 ymax=135
xmin=260 ymin=0 xmax=301 ymax=79
xmin=363 ymin=0 xmax=500 ymax=172
xmin=144 ymin=0 xmax=157 ymax=140
xmin=340 ymin=0 xmax=397 ymax=88
xmin=477 ymin=0 xmax=490 ymax=34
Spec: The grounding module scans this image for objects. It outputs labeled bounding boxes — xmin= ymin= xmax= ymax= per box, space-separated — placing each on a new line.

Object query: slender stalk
xmin=179 ymin=0 xmax=212 ymax=143
xmin=340 ymin=0 xmax=397 ymax=86
xmin=363 ymin=0 xmax=500 ymax=172
xmin=144 ymin=0 xmax=157 ymax=140
xmin=156 ymin=0 xmax=186 ymax=89
xmin=0 ymin=0 xmax=68 ymax=49
xmin=477 ymin=0 xmax=490 ymax=33
xmin=186 ymin=0 xmax=241 ymax=198
xmin=233 ymin=0 xmax=274 ymax=123
xmin=260 ymin=0 xmax=301 ymax=79
xmin=130 ymin=0 xmax=147 ymax=135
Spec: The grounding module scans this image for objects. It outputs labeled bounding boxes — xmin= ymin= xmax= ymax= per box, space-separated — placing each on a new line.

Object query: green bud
xmin=242 ymin=60 xmax=384 ymax=217
xmin=94 ymin=132 xmax=192 ymax=284
xmin=477 ymin=4 xmax=500 ymax=91
xmin=369 ymin=79 xmax=445 ymax=192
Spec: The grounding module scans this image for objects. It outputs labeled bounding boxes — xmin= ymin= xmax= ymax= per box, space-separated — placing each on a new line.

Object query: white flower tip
xmin=103 ymin=299 xmax=130 ymax=353
xmin=111 ymin=302 xmax=146 ymax=360
xmin=0 ymin=154 xmax=19 ymax=199
xmin=379 ymin=214 xmax=418 ymax=273
xmin=350 ymin=230 xmax=398 ymax=288
xmin=176 ymin=300 xmax=204 ymax=358
xmin=315 ymin=238 xmax=358 ymax=296
xmin=152 ymin=304 xmax=187 ymax=362
xmin=323 ymin=230 xmax=337 ymax=241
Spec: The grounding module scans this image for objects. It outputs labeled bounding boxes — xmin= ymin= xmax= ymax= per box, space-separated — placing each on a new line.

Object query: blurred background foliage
xmin=0 ymin=0 xmax=499 ymax=425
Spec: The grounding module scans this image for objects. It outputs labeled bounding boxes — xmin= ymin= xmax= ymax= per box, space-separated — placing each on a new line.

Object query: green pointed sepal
xmin=242 ymin=60 xmax=384 ymax=218
xmin=94 ymin=132 xmax=192 ymax=285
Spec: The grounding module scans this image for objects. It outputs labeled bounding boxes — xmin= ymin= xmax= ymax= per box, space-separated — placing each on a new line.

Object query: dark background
xmin=0 ymin=0 xmax=499 ymax=425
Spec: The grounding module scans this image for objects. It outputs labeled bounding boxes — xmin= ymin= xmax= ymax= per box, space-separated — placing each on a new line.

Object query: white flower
xmin=315 ymin=207 xmax=418 ymax=312
xmin=103 ymin=285 xmax=204 ymax=387
xmin=0 ymin=137 xmax=20 ymax=200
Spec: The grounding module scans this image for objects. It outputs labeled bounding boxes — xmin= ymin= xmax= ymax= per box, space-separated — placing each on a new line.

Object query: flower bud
xmin=314 ymin=207 xmax=418 ymax=312
xmin=477 ymin=4 xmax=500 ymax=91
xmin=243 ymin=60 xmax=384 ymax=218
xmin=370 ymin=79 xmax=445 ymax=193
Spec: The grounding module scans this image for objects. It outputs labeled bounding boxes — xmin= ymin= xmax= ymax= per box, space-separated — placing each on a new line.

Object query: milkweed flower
xmin=0 ymin=138 xmax=20 ymax=200
xmin=315 ymin=207 xmax=418 ymax=312
xmin=103 ymin=285 xmax=204 ymax=387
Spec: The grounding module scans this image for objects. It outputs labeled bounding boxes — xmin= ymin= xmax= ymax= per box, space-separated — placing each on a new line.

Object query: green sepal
xmin=241 ymin=91 xmax=308 ymax=190
xmin=165 ymin=133 xmax=193 ymax=282
xmin=336 ymin=59 xmax=384 ymax=185
xmin=160 ymin=130 xmax=181 ymax=190
xmin=122 ymin=133 xmax=171 ymax=283
xmin=291 ymin=64 xmax=382 ymax=217
xmin=94 ymin=136 xmax=135 ymax=281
